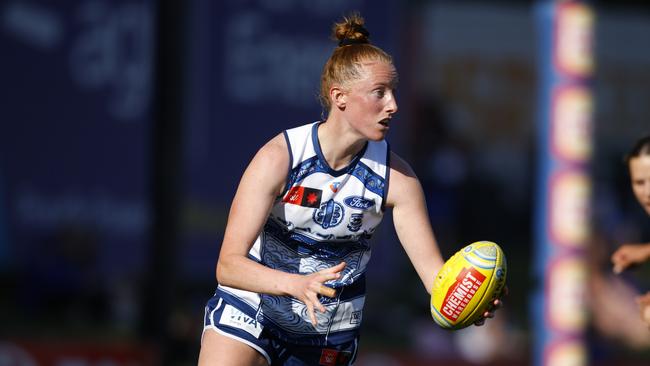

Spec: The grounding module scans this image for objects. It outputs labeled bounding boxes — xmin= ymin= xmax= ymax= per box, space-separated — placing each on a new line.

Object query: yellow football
xmin=430 ymin=241 xmax=507 ymax=330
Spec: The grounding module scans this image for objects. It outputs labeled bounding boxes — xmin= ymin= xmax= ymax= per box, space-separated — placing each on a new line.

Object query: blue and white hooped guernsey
xmin=217 ymin=121 xmax=390 ymax=346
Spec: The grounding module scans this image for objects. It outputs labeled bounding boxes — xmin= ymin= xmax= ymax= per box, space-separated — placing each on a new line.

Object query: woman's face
xmin=342 ymin=61 xmax=398 ymax=141
xmin=629 ymin=155 xmax=650 ymax=216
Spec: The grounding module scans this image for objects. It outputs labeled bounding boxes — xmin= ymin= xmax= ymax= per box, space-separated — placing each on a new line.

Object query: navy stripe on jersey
xmin=287 ymin=155 xmax=321 ymax=186
xmin=282 ymin=130 xmax=294 ymax=195
xmin=264 ymin=219 xmax=370 ymax=260
xmin=382 ymin=141 xmax=391 ymax=211
xmin=287 ymin=157 xmax=386 ymax=197
xmin=350 ymin=161 xmax=385 ymax=197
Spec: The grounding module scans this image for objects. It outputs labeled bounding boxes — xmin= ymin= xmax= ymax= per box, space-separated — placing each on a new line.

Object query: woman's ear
xmin=330 ymin=86 xmax=347 ymax=110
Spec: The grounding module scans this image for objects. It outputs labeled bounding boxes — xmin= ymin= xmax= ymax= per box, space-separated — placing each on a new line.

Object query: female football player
xmin=198 ymin=13 xmax=502 ymax=365
xmin=611 ymin=136 xmax=650 ymax=323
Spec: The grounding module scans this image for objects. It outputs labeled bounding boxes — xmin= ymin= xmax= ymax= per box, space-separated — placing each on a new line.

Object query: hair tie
xmin=338 ymin=37 xmax=369 ymax=47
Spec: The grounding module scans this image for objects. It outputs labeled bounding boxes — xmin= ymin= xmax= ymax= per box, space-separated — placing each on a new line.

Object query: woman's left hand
xmin=474 ymin=285 xmax=508 ymax=326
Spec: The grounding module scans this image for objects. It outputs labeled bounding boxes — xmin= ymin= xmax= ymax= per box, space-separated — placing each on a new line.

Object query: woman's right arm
xmin=215 ymin=134 xmax=344 ymax=325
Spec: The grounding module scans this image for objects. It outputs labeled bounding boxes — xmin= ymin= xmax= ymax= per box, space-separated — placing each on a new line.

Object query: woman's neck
xmin=317 ymin=119 xmax=367 ymax=171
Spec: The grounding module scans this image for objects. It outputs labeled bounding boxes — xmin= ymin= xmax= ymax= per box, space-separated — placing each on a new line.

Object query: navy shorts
xmin=202 ymin=293 xmax=359 ymax=365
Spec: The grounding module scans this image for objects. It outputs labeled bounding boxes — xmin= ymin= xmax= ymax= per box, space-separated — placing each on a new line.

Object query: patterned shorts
xmin=202 ymin=292 xmax=359 ymax=366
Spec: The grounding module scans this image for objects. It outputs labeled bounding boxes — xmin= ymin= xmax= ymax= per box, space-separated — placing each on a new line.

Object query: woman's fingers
xmin=314 ymin=262 xmax=346 ymax=297
xmin=315 ymin=297 xmax=326 ymax=313
xmin=307 ymin=285 xmax=327 ymax=311
xmin=301 ymin=262 xmax=348 ymax=326
xmin=474 ymin=292 xmax=505 ymax=327
xmin=306 ymin=294 xmax=326 ymax=326
xmin=306 ymin=303 xmax=317 ymax=326
xmin=320 ymin=272 xmax=341 ymax=282
xmin=612 ymin=253 xmax=629 ymax=273
xmin=322 ymin=261 xmax=346 ymax=275
xmin=318 ymin=285 xmax=337 ymax=298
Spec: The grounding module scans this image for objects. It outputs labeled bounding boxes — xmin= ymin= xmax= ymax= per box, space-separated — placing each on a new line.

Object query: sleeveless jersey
xmin=217 ymin=121 xmax=390 ymax=346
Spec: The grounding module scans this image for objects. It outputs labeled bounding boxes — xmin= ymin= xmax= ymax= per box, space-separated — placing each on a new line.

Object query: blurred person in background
xmin=197 ymin=13 xmax=502 ymax=366
xmin=611 ymin=136 xmax=650 ymax=324
xmin=588 ymin=227 xmax=650 ymax=350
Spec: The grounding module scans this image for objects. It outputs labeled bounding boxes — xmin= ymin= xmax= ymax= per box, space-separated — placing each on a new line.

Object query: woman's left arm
xmin=386 ymin=151 xmax=503 ymax=321
xmin=385 ymin=151 xmax=445 ymax=293
xmin=386 ymin=152 xmax=508 ymax=325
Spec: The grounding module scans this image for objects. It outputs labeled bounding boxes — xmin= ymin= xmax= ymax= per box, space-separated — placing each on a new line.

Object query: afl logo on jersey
xmin=343 ymin=196 xmax=375 ymax=210
xmin=313 ymin=200 xmax=345 ymax=229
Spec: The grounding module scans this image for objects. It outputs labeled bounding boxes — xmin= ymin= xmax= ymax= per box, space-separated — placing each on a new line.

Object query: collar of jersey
xmin=311 ymin=121 xmax=368 ymax=177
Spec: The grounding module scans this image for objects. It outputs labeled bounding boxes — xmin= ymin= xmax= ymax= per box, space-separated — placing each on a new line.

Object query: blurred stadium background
xmin=1 ymin=0 xmax=649 ymax=365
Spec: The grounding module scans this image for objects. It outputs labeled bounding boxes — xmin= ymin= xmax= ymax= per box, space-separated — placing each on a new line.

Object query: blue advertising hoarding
xmin=0 ymin=0 xmax=400 ymax=288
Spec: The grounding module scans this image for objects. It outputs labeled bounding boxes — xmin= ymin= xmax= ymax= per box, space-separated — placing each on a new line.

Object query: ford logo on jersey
xmin=343 ymin=196 xmax=375 ymax=210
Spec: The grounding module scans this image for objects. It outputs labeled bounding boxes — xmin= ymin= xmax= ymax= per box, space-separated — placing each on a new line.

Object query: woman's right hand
xmin=612 ymin=243 xmax=650 ymax=274
xmin=288 ymin=261 xmax=346 ymax=327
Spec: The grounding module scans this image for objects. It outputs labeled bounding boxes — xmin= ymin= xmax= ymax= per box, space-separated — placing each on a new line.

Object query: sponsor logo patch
xmin=343 ymin=196 xmax=375 ymax=210
xmin=319 ymin=349 xmax=338 ymax=366
xmin=441 ymin=267 xmax=486 ymax=321
xmin=283 ymin=186 xmax=322 ymax=207
xmin=319 ymin=349 xmax=352 ymax=366
xmin=330 ymin=182 xmax=341 ymax=192
xmin=218 ymin=304 xmax=263 ymax=338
